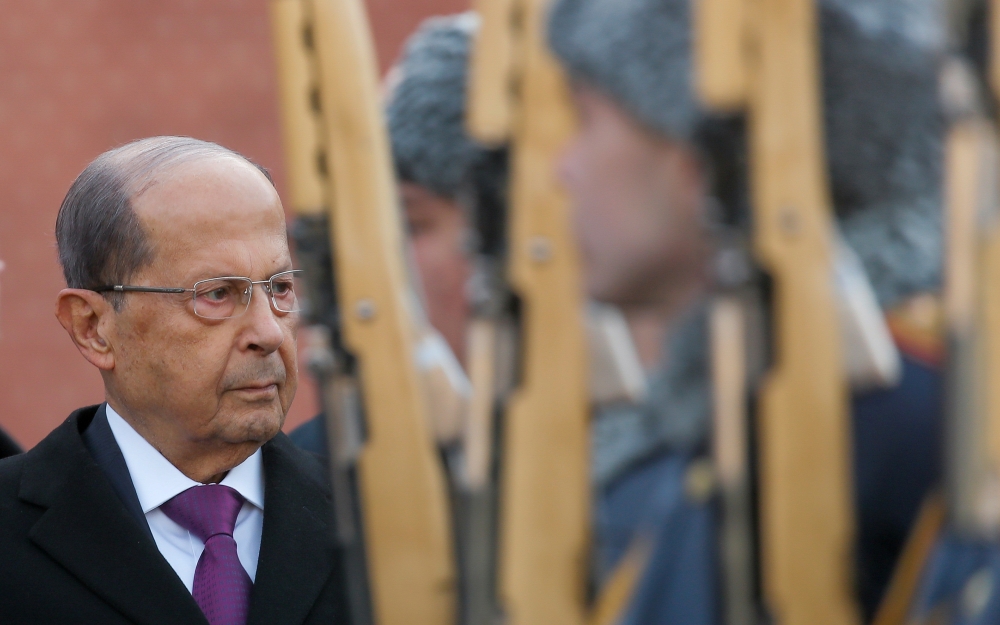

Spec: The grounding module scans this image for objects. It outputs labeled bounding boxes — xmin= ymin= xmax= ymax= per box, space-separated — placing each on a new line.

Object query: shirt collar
xmin=105 ymin=403 xmax=265 ymax=513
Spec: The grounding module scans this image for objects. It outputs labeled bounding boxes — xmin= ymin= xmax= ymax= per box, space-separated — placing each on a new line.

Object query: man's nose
xmin=240 ymin=283 xmax=286 ymax=353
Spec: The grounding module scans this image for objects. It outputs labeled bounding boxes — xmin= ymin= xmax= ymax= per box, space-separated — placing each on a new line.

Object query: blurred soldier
xmin=384 ymin=12 xmax=502 ymax=369
xmin=289 ymin=13 xmax=499 ymax=455
xmin=547 ymin=0 xmax=944 ymax=620
xmin=0 ymin=259 xmax=23 ymax=459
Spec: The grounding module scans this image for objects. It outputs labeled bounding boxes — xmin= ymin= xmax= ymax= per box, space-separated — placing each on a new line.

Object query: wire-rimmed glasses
xmin=90 ymin=270 xmax=304 ymax=319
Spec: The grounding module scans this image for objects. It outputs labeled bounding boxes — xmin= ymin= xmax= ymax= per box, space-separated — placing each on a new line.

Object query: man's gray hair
xmin=55 ymin=136 xmax=273 ymax=308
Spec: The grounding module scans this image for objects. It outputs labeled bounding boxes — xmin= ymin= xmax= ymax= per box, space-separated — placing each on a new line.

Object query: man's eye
xmin=272 ymin=280 xmax=293 ymax=295
xmin=200 ymin=287 xmax=232 ymax=302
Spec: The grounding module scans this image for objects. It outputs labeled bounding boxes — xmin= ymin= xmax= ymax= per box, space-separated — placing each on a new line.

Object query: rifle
xmin=695 ymin=0 xmax=860 ymax=621
xmin=464 ymin=1 xmax=591 ymax=624
xmin=939 ymin=0 xmax=1000 ymax=543
xmin=271 ymin=2 xmax=458 ymax=624
xmin=869 ymin=6 xmax=1000 ymax=623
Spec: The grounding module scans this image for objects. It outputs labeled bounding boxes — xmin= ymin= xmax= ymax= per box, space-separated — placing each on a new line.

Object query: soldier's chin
xmin=586 ymin=272 xmax=633 ymax=309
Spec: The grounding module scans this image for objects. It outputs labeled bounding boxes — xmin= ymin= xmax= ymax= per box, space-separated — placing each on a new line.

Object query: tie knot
xmin=160 ymin=484 xmax=245 ymax=541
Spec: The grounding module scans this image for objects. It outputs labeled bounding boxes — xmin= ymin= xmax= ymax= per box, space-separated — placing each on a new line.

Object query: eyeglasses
xmin=90 ymin=270 xmax=304 ymax=319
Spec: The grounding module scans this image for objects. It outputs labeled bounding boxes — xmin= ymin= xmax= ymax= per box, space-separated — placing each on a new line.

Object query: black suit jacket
xmin=0 ymin=405 xmax=348 ymax=625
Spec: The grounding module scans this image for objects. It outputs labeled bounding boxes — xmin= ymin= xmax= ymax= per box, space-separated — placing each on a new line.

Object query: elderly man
xmin=0 ymin=137 xmax=347 ymax=625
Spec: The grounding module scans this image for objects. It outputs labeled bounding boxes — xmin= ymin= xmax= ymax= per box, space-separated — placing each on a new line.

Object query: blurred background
xmin=0 ymin=0 xmax=466 ymax=449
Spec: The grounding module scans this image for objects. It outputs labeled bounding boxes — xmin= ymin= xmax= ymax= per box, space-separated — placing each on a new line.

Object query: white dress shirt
xmin=105 ymin=404 xmax=265 ymax=592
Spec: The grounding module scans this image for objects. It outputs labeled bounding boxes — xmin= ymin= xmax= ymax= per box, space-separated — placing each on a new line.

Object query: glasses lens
xmin=192 ymin=278 xmax=251 ymax=319
xmin=269 ymin=271 xmax=302 ymax=313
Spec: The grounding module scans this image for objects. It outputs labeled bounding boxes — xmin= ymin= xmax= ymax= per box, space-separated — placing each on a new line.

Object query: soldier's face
xmin=558 ymin=85 xmax=711 ymax=310
xmin=401 ymin=181 xmax=471 ymax=366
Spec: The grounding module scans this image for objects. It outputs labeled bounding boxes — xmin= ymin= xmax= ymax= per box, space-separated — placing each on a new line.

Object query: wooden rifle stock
xmin=939 ymin=1 xmax=1000 ymax=536
xmin=709 ymin=291 xmax=757 ymax=625
xmin=872 ymin=10 xmax=1000 ymax=623
xmin=941 ymin=98 xmax=1000 ymax=538
xmin=467 ymin=0 xmax=517 ymax=145
xmin=694 ymin=0 xmax=748 ymax=111
xmin=271 ymin=2 xmax=457 ymax=624
xmin=749 ymin=0 xmax=858 ymax=620
xmin=466 ymin=1 xmax=591 ymax=624
xmin=696 ymin=0 xmax=859 ymax=621
xmin=985 ymin=0 xmax=1000 ymax=537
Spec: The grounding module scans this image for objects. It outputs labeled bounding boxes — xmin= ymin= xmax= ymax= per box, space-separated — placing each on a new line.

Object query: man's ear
xmin=55 ymin=289 xmax=117 ymax=371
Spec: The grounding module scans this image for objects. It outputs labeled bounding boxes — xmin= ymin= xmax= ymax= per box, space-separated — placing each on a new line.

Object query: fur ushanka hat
xmin=386 ymin=12 xmax=506 ymax=203
xmin=547 ymin=0 xmax=946 ymax=308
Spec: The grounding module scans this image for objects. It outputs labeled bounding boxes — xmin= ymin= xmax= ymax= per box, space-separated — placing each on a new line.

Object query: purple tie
xmin=160 ymin=484 xmax=252 ymax=625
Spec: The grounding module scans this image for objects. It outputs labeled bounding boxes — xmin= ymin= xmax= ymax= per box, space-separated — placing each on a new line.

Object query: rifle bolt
xmin=528 ymin=236 xmax=553 ymax=264
xmin=355 ymin=299 xmax=376 ymax=321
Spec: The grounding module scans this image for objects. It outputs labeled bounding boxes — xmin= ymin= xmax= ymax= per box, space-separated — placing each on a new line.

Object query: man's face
xmin=106 ymin=157 xmax=297 ymax=454
xmin=558 ymin=85 xmax=710 ymax=308
xmin=401 ymin=181 xmax=471 ymax=365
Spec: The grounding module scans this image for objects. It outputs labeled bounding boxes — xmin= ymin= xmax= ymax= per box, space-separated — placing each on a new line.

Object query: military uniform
xmin=854 ymin=310 xmax=945 ymax=618
xmin=589 ymin=305 xmax=717 ymax=624
xmin=909 ymin=537 xmax=1000 ymax=624
xmin=583 ymin=299 xmax=945 ymax=623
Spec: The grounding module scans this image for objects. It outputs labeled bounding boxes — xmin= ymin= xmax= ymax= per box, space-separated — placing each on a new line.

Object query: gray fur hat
xmin=386 ymin=12 xmax=501 ymax=200
xmin=547 ymin=0 xmax=945 ymax=307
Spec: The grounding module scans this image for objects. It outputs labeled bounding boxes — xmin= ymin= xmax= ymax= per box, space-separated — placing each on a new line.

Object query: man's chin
xmin=222 ymin=405 xmax=286 ymax=445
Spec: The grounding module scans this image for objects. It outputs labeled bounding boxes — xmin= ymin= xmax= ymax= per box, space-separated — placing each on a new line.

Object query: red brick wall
xmin=0 ymin=0 xmax=467 ymax=449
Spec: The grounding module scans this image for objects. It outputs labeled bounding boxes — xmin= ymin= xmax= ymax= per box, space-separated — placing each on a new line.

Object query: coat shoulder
xmin=0 ymin=452 xmax=28 ymax=505
xmin=265 ymin=431 xmax=331 ymax=492
xmin=287 ymin=415 xmax=329 ymax=459
xmin=0 ymin=406 xmax=100 ymax=503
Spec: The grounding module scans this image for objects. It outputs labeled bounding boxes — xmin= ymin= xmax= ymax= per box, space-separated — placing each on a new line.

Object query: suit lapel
xmin=248 ymin=434 xmax=337 ymax=625
xmin=22 ymin=409 xmax=207 ymax=625
xmin=81 ymin=403 xmax=152 ymax=537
